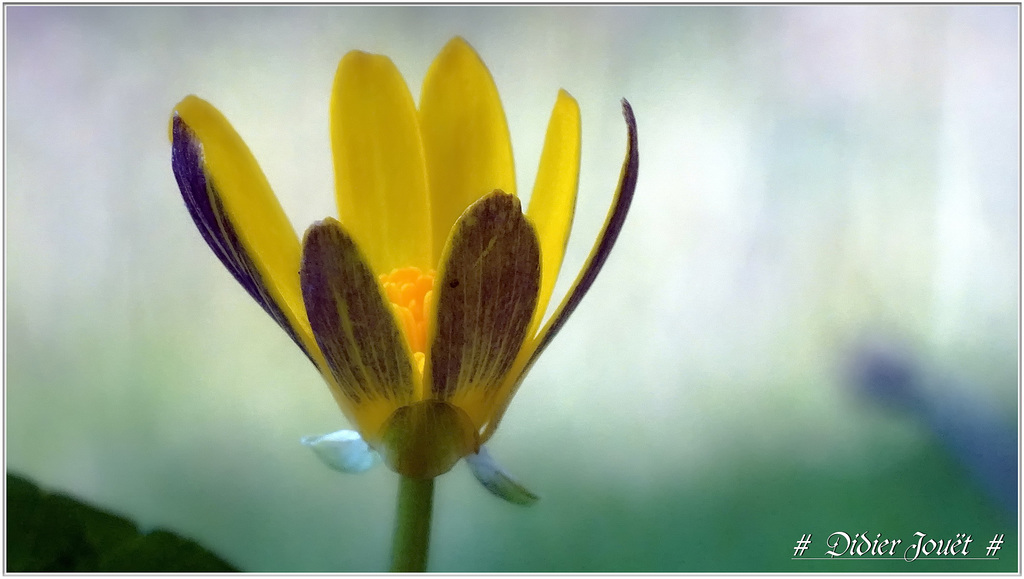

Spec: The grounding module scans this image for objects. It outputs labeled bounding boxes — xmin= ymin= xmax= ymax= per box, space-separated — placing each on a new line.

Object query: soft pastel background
xmin=6 ymin=5 xmax=1019 ymax=572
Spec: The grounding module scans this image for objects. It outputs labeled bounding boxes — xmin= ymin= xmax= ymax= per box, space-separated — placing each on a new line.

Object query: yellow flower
xmin=170 ymin=37 xmax=637 ymax=480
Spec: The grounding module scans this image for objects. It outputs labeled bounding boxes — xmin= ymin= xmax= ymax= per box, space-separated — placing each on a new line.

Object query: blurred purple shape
xmin=845 ymin=337 xmax=1017 ymax=517
xmin=847 ymin=339 xmax=924 ymax=412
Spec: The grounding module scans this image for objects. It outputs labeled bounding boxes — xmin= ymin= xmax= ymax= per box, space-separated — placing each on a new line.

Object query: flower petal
xmin=300 ymin=218 xmax=416 ymax=439
xmin=378 ymin=400 xmax=477 ymax=479
xmin=170 ymin=96 xmax=323 ymax=369
xmin=482 ymin=99 xmax=639 ymax=442
xmin=301 ymin=429 xmax=381 ymax=474
xmin=465 ymin=446 xmax=539 ymax=506
xmin=426 ymin=191 xmax=540 ymax=430
xmin=331 ymin=50 xmax=432 ymax=274
xmin=526 ymin=90 xmax=582 ymax=337
xmin=419 ymin=37 xmax=516 ymax=261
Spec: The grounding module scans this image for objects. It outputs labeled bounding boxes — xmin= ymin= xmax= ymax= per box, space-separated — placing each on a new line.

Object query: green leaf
xmin=6 ymin=472 xmax=239 ymax=572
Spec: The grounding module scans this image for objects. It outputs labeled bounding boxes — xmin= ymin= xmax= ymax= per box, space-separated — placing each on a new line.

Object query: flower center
xmin=379 ymin=267 xmax=435 ymax=366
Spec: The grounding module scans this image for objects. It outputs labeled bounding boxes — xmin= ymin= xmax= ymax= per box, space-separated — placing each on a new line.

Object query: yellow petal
xmin=300 ymin=218 xmax=417 ymax=439
xmin=425 ymin=191 xmax=540 ymax=430
xmin=331 ymin=50 xmax=432 ymax=275
xmin=481 ymin=99 xmax=639 ymax=442
xmin=170 ymin=95 xmax=325 ymax=371
xmin=526 ymin=90 xmax=582 ymax=337
xmin=419 ymin=37 xmax=516 ymax=261
xmin=378 ymin=400 xmax=477 ymax=479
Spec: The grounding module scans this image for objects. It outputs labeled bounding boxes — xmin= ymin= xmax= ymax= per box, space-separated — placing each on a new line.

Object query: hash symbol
xmin=794 ymin=534 xmax=812 ymax=557
xmin=986 ymin=534 xmax=1004 ymax=557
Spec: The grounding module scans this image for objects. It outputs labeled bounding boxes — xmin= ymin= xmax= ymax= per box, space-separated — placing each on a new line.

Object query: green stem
xmin=389 ymin=475 xmax=434 ymax=572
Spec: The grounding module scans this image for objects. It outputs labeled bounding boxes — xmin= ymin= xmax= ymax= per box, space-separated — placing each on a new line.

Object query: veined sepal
xmin=299 ymin=217 xmax=417 ymax=440
xmin=426 ymin=190 xmax=541 ymax=430
xmin=302 ymin=429 xmax=381 ymax=473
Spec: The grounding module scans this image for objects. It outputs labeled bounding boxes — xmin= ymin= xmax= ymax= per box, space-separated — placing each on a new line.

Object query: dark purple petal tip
xmin=170 ymin=113 xmax=314 ymax=364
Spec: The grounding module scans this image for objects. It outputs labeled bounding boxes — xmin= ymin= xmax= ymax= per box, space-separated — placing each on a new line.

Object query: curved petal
xmin=465 ymin=445 xmax=539 ymax=506
xmin=526 ymin=89 xmax=582 ymax=337
xmin=301 ymin=429 xmax=381 ymax=474
xmin=331 ymin=51 xmax=432 ymax=275
xmin=481 ymin=99 xmax=639 ymax=442
xmin=419 ymin=37 xmax=516 ymax=261
xmin=170 ymin=95 xmax=324 ymax=371
xmin=300 ymin=218 xmax=416 ymax=440
xmin=425 ymin=191 xmax=540 ymax=431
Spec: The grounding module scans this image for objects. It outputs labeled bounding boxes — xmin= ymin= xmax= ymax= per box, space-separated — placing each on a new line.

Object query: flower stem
xmin=390 ymin=475 xmax=434 ymax=572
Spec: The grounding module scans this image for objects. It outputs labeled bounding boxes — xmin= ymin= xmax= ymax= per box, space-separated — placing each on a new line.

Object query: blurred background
xmin=6 ymin=5 xmax=1018 ymax=572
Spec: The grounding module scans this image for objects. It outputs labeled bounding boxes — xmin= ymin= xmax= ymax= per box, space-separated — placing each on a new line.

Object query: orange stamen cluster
xmin=379 ymin=267 xmax=435 ymax=360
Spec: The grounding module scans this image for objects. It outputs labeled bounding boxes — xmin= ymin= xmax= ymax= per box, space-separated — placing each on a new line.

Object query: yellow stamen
xmin=380 ymin=267 xmax=435 ymax=357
